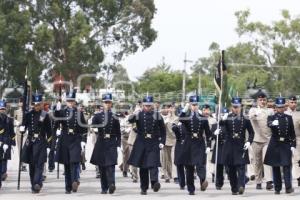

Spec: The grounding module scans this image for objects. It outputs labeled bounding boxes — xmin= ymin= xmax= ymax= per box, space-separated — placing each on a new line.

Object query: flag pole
xmin=214 ymin=51 xmax=224 ymax=182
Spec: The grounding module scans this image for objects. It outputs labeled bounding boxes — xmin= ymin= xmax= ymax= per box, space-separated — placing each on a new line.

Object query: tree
xmin=0 ymin=0 xmax=157 ymax=92
xmin=235 ymin=9 xmax=300 ymax=95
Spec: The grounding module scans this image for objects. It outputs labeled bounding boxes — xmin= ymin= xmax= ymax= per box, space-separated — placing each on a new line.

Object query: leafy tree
xmin=0 ymin=0 xmax=157 ymax=92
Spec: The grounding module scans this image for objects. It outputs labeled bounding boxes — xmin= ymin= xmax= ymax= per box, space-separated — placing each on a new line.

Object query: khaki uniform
xmin=249 ymin=106 xmax=274 ymax=184
xmin=207 ymin=116 xmax=217 ymax=177
xmin=162 ymin=114 xmax=177 ymax=180
xmin=127 ymin=124 xmax=138 ymax=181
xmin=120 ymin=116 xmax=131 ymax=173
xmin=285 ymin=108 xmax=300 ymax=178
xmin=14 ymin=108 xmax=28 ymax=166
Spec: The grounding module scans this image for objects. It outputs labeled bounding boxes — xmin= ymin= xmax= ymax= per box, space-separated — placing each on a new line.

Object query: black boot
xmin=266 ymin=181 xmax=273 ymax=190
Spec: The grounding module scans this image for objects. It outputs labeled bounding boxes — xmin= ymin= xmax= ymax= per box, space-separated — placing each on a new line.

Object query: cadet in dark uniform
xmin=211 ymin=107 xmax=229 ymax=190
xmin=54 ymin=91 xmax=87 ymax=194
xmin=128 ymin=96 xmax=166 ymax=195
xmin=0 ymin=100 xmax=15 ymax=189
xmin=216 ymin=97 xmax=254 ymax=195
xmin=90 ymin=93 xmax=121 ymax=194
xmin=179 ymin=95 xmax=211 ymax=195
xmin=20 ymin=94 xmax=53 ymax=193
xmin=264 ymin=97 xmax=296 ymax=194
xmin=0 ymin=100 xmax=15 ymax=182
xmin=172 ymin=121 xmax=187 ymax=190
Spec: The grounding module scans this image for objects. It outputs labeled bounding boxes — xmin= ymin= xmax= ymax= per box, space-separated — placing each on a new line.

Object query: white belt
xmin=104 ymin=134 xmax=111 ymax=139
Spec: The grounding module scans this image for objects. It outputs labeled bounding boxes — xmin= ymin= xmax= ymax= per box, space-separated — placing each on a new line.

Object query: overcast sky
xmin=119 ymin=0 xmax=300 ymax=81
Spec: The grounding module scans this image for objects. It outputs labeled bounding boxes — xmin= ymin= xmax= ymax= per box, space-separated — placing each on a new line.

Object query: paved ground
xmin=1 ymin=136 xmax=300 ymax=199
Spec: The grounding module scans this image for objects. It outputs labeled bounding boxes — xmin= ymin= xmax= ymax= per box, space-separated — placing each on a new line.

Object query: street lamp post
xmin=182 ymin=53 xmax=193 ymax=104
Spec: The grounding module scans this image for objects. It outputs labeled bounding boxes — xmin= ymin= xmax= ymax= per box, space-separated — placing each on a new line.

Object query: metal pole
xmin=182 ymin=53 xmax=193 ymax=105
xmin=214 ymin=52 xmax=224 ymax=183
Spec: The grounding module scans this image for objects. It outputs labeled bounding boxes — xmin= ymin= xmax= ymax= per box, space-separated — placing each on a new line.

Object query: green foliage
xmin=0 ymin=0 xmax=157 ymax=93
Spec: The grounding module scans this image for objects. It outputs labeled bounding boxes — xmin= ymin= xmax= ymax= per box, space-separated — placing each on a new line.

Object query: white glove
xmin=243 ymin=142 xmax=250 ymax=150
xmin=92 ymin=127 xmax=98 ymax=133
xmin=47 ymin=148 xmax=50 ymax=154
xmin=117 ymin=146 xmax=123 ymax=152
xmin=272 ymin=120 xmax=279 ymax=126
xmin=182 ymin=103 xmax=190 ymax=113
xmin=222 ymin=113 xmax=228 ymax=120
xmin=3 ymin=144 xmax=8 ymax=153
xmin=81 ymin=142 xmax=86 ymax=150
xmin=205 ymin=147 xmax=211 ymax=154
xmin=291 ymin=147 xmax=296 ymax=155
xmin=20 ymin=125 xmax=25 ymax=132
xmin=159 ymin=143 xmax=164 ymax=149
xmin=56 ymin=101 xmax=61 ymax=111
xmin=56 ymin=129 xmax=61 ymax=136
xmin=133 ymin=107 xmax=141 ymax=115
xmin=214 ymin=129 xmax=221 ymax=136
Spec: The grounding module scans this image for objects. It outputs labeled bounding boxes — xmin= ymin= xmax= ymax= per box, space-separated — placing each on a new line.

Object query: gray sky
xmin=120 ymin=0 xmax=300 ymax=81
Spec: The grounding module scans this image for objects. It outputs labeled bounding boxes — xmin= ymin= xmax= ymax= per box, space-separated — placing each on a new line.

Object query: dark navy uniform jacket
xmin=22 ymin=110 xmax=52 ymax=165
xmin=178 ymin=111 xmax=211 ymax=165
xmin=0 ymin=114 xmax=15 ymax=160
xmin=54 ymin=107 xmax=87 ymax=164
xmin=127 ymin=110 xmax=166 ymax=168
xmin=90 ymin=109 xmax=121 ymax=167
xmin=264 ymin=112 xmax=296 ymax=167
xmin=220 ymin=113 xmax=254 ymax=166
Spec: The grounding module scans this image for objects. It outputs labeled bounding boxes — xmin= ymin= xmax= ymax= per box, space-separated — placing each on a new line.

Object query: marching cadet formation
xmin=1 ymin=89 xmax=300 ymax=196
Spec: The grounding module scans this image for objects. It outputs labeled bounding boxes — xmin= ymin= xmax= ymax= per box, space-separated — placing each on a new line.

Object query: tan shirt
xmin=127 ymin=124 xmax=137 ymax=146
xmin=285 ymin=107 xmax=300 ymax=138
xmin=249 ymin=106 xmax=274 ymax=143
xmin=163 ymin=114 xmax=177 ymax=146
xmin=13 ymin=108 xmax=23 ymax=135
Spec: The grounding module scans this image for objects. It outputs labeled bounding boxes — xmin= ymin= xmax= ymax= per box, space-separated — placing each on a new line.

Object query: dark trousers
xmin=176 ymin=165 xmax=186 ymax=188
xmin=185 ymin=165 xmax=195 ymax=192
xmin=196 ymin=164 xmax=206 ymax=183
xmin=1 ymin=160 xmax=7 ymax=175
xmin=48 ymin=150 xmax=55 ymax=171
xmin=29 ymin=163 xmax=44 ymax=189
xmin=0 ymin=160 xmax=2 ymax=187
xmin=64 ymin=163 xmax=80 ymax=191
xmin=99 ymin=165 xmax=115 ymax=191
xmin=139 ymin=167 xmax=159 ymax=191
xmin=228 ymin=165 xmax=246 ymax=193
xmin=216 ymin=164 xmax=224 ymax=188
xmin=273 ymin=166 xmax=292 ymax=192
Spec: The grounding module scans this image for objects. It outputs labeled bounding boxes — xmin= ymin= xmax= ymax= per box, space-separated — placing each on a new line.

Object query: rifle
xmin=17 ymin=72 xmax=29 ymax=190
